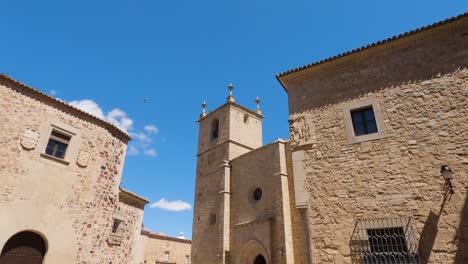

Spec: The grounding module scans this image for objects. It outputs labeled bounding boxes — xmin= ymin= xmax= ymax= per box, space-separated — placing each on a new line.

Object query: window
xmin=112 ymin=218 xmax=123 ymax=234
xmin=343 ymin=98 xmax=387 ymax=144
xmin=163 ymin=251 xmax=169 ymax=262
xmin=45 ymin=130 xmax=71 ymax=159
xmin=211 ymin=119 xmax=219 ymax=139
xmin=209 ymin=213 xmax=217 ymax=225
xmin=351 ymin=107 xmax=378 ymax=136
xmin=185 ymin=255 xmax=190 ymax=264
xmin=353 ymin=217 xmax=420 ymax=264
xmin=253 ymin=188 xmax=262 ymax=201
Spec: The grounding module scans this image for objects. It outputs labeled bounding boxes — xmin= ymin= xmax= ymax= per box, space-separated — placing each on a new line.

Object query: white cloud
xmin=69 ymin=99 xmax=105 ymax=119
xmin=68 ymin=99 xmax=158 ymax=157
xmin=144 ymin=148 xmax=157 ymax=157
xmin=107 ymin=108 xmax=133 ymax=132
xmin=150 ymin=198 xmax=192 ymax=211
xmin=144 ymin=125 xmax=159 ymax=134
xmin=127 ymin=145 xmax=139 ymax=156
xmin=130 ymin=132 xmax=151 ymax=145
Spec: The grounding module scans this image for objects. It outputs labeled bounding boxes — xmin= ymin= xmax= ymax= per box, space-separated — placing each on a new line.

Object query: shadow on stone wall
xmin=454 ymin=193 xmax=468 ymax=263
xmin=417 ymin=189 xmax=451 ymax=263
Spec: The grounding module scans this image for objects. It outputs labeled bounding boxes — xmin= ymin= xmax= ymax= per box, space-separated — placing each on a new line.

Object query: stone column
xmin=219 ymin=160 xmax=231 ymax=264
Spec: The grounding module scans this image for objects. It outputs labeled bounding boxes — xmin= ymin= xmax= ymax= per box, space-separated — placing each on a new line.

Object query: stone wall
xmin=192 ymin=102 xmax=263 ymax=264
xmin=0 ymin=76 xmax=145 ymax=264
xmin=279 ymin=16 xmax=468 ymax=263
xmin=136 ymin=232 xmax=191 ymax=264
xmin=230 ymin=140 xmax=294 ymax=264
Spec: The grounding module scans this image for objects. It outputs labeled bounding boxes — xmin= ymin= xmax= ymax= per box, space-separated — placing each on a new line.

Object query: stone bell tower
xmin=191 ymin=84 xmax=263 ymax=264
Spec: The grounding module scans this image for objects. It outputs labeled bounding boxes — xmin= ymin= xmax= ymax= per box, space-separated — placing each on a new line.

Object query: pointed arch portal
xmin=0 ymin=231 xmax=46 ymax=264
xmin=254 ymin=255 xmax=266 ymax=264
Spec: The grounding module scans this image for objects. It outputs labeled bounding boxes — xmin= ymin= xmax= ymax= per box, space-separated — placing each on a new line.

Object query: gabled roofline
xmin=0 ymin=74 xmax=132 ymax=142
xmin=276 ymin=12 xmax=468 ymax=92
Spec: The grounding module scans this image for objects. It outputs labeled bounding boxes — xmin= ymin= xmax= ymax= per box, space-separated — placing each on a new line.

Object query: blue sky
xmin=1 ymin=1 xmax=466 ymax=239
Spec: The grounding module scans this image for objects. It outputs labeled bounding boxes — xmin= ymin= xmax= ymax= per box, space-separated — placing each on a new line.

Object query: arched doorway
xmin=0 ymin=231 xmax=46 ymax=264
xmin=253 ymin=255 xmax=266 ymax=264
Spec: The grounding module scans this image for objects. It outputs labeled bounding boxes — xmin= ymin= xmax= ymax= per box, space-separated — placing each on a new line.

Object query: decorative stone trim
xmin=107 ymin=233 xmax=123 ymax=246
xmin=76 ymin=149 xmax=90 ymax=167
xmin=289 ymin=116 xmax=313 ymax=148
xmin=343 ymin=98 xmax=387 ymax=144
xmin=20 ymin=128 xmax=40 ymax=150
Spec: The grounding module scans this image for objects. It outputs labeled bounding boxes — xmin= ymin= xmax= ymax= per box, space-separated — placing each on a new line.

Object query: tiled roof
xmin=0 ymin=74 xmax=132 ymax=141
xmin=276 ymin=12 xmax=468 ymax=83
xmin=119 ymin=187 xmax=150 ymax=204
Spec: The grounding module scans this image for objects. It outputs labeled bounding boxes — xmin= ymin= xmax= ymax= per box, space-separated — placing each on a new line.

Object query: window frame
xmin=343 ymin=98 xmax=387 ymax=144
xmin=163 ymin=251 xmax=170 ymax=262
xmin=45 ymin=130 xmax=71 ymax=159
xmin=37 ymin=121 xmax=80 ymax=166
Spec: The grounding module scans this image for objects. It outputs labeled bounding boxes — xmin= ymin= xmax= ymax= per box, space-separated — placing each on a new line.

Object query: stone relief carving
xmin=21 ymin=128 xmax=40 ymax=150
xmin=77 ymin=149 xmax=90 ymax=167
xmin=289 ymin=116 xmax=311 ymax=148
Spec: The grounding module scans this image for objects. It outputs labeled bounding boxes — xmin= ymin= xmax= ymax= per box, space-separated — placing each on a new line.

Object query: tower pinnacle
xmin=227 ymin=83 xmax=235 ymax=103
xmin=200 ymin=101 xmax=207 ymax=118
xmin=255 ymin=96 xmax=261 ymax=115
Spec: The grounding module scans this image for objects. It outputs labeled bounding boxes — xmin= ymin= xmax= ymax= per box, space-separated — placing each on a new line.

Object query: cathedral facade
xmin=192 ymin=13 xmax=468 ymax=264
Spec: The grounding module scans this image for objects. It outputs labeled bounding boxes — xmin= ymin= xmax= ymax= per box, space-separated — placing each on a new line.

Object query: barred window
xmin=163 ymin=251 xmax=169 ymax=262
xmin=352 ymin=217 xmax=420 ymax=264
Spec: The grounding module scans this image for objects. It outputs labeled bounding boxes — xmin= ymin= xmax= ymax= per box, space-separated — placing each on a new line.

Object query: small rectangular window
xmin=209 ymin=213 xmax=217 ymax=225
xmin=163 ymin=251 xmax=170 ymax=262
xmin=185 ymin=255 xmax=190 ymax=264
xmin=45 ymin=131 xmax=71 ymax=159
xmin=112 ymin=218 xmax=122 ymax=234
xmin=351 ymin=107 xmax=378 ymax=136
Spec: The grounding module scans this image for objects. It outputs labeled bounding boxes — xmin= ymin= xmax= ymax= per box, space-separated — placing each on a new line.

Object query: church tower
xmin=191 ymin=84 xmax=263 ymax=264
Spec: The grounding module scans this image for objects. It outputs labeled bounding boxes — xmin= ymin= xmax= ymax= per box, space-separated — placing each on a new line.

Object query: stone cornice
xmin=197 ymin=101 xmax=263 ymax=122
xmin=276 ymin=12 xmax=468 ymax=91
xmin=119 ymin=187 xmax=149 ymax=209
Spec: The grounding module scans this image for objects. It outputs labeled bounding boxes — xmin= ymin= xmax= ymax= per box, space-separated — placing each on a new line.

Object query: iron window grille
xmin=352 ymin=217 xmax=421 ymax=264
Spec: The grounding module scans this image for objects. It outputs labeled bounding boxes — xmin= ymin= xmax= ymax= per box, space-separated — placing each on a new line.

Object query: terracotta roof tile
xmin=119 ymin=187 xmax=150 ymax=204
xmin=276 ymin=12 xmax=468 ymax=88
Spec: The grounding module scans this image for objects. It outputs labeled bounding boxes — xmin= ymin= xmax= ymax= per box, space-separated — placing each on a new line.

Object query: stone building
xmin=192 ymin=13 xmax=468 ymax=264
xmin=191 ymin=88 xmax=308 ymax=264
xmin=0 ymin=74 xmax=149 ymax=263
xmin=135 ymin=230 xmax=191 ymax=264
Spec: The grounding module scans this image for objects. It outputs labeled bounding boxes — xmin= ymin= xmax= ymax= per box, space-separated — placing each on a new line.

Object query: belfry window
xmin=211 ymin=119 xmax=219 ymax=139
